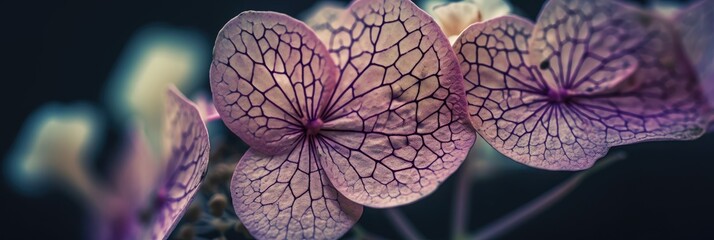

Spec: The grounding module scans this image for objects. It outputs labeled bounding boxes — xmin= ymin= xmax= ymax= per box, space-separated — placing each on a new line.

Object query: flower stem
xmin=385 ymin=208 xmax=425 ymax=240
xmin=452 ymin=155 xmax=475 ymax=240
xmin=471 ymin=152 xmax=627 ymax=240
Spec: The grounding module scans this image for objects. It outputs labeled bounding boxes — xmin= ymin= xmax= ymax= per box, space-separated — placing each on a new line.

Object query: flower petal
xmin=302 ymin=2 xmax=346 ymax=44
xmin=112 ymin=124 xmax=159 ymax=212
xmin=676 ymin=0 xmax=714 ymax=129
xmin=4 ymin=102 xmax=103 ymax=196
xmin=528 ymin=0 xmax=640 ymax=94
xmin=316 ymin=0 xmax=476 ymax=207
xmin=210 ymin=11 xmax=338 ymax=154
xmin=302 ymin=1 xmax=345 ymax=30
xmin=456 ymin=2 xmax=710 ymax=170
xmin=150 ymin=86 xmax=211 ymax=240
xmin=231 ymin=141 xmax=362 ymax=240
xmin=473 ymin=0 xmax=512 ymax=21
xmin=430 ymin=0 xmax=482 ymax=37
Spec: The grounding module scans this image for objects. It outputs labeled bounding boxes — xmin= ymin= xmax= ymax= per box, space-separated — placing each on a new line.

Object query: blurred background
xmin=1 ymin=0 xmax=712 ymax=239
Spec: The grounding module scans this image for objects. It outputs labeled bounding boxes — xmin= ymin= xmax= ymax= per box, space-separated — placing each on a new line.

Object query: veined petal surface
xmin=676 ymin=0 xmax=714 ymax=129
xmin=211 ymin=11 xmax=338 ymax=154
xmin=150 ymin=86 xmax=210 ymax=240
xmin=456 ymin=0 xmax=709 ymax=170
xmin=315 ymin=0 xmax=476 ymax=207
xmin=231 ymin=141 xmax=362 ymax=240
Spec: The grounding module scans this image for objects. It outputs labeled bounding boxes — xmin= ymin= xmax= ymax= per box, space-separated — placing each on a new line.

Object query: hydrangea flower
xmin=209 ymin=0 xmax=476 ymax=238
xmin=421 ymin=0 xmax=513 ymax=43
xmin=94 ymin=86 xmax=210 ymax=240
xmin=453 ymin=0 xmax=711 ymax=170
xmin=675 ymin=0 xmax=714 ymax=130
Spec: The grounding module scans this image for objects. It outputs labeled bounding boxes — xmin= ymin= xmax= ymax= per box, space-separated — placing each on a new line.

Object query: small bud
xmin=209 ymin=193 xmax=228 ymax=217
xmin=177 ymin=224 xmax=194 ymax=240
xmin=184 ymin=201 xmax=202 ymax=223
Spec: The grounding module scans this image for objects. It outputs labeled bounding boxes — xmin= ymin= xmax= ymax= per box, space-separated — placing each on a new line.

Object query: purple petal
xmin=149 ymin=86 xmax=211 ymax=240
xmin=455 ymin=0 xmax=710 ymax=170
xmin=316 ymin=0 xmax=476 ymax=207
xmin=210 ymin=11 xmax=338 ymax=155
xmin=303 ymin=2 xmax=346 ymax=44
xmin=528 ymin=0 xmax=640 ymax=94
xmin=194 ymin=93 xmax=220 ymax=122
xmin=302 ymin=1 xmax=345 ymax=30
xmin=231 ymin=141 xmax=362 ymax=240
xmin=676 ymin=0 xmax=714 ymax=128
xmin=111 ymin=125 xmax=158 ymax=212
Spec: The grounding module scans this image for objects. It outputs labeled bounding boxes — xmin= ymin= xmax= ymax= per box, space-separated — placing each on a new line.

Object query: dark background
xmin=2 ymin=0 xmax=712 ymax=239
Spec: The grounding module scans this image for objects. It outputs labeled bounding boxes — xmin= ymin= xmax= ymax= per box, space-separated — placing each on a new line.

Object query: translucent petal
xmin=422 ymin=0 xmax=513 ymax=44
xmin=472 ymin=0 xmax=512 ymax=21
xmin=456 ymin=16 xmax=605 ymax=169
xmin=528 ymin=0 xmax=640 ymax=93
xmin=231 ymin=142 xmax=362 ymax=240
xmin=316 ymin=0 xmax=476 ymax=207
xmin=430 ymin=0 xmax=482 ymax=37
xmin=149 ymin=86 xmax=211 ymax=240
xmin=111 ymin=124 xmax=159 ymax=211
xmin=194 ymin=93 xmax=220 ymax=122
xmin=676 ymin=0 xmax=714 ymax=128
xmin=302 ymin=1 xmax=346 ymax=44
xmin=456 ymin=2 xmax=710 ymax=170
xmin=302 ymin=1 xmax=345 ymax=30
xmin=210 ymin=11 xmax=338 ymax=154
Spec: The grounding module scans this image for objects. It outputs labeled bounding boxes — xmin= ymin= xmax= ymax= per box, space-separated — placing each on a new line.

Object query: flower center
xmin=547 ymin=88 xmax=570 ymax=103
xmin=306 ymin=118 xmax=323 ymax=136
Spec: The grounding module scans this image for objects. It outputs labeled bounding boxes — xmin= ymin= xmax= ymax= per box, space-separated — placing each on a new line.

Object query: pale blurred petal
xmin=649 ymin=0 xmax=682 ymax=18
xmin=111 ymin=123 xmax=160 ymax=210
xmin=421 ymin=0 xmax=513 ymax=43
xmin=301 ymin=1 xmax=346 ymax=43
xmin=301 ymin=1 xmax=345 ymax=28
xmin=431 ymin=0 xmax=482 ymax=37
xmin=5 ymin=102 xmax=103 ymax=198
xmin=104 ymin=24 xmax=209 ymax=149
xmin=473 ymin=0 xmax=512 ymax=21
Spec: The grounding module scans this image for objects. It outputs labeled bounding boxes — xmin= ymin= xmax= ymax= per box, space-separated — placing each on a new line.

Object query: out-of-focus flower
xmin=92 ymin=86 xmax=211 ymax=240
xmin=104 ymin=24 xmax=209 ymax=149
xmin=421 ymin=0 xmax=512 ymax=43
xmin=648 ymin=0 xmax=683 ymax=18
xmin=674 ymin=0 xmax=714 ymax=130
xmin=4 ymin=102 xmax=103 ymax=197
xmin=7 ymin=22 xmax=215 ymax=240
